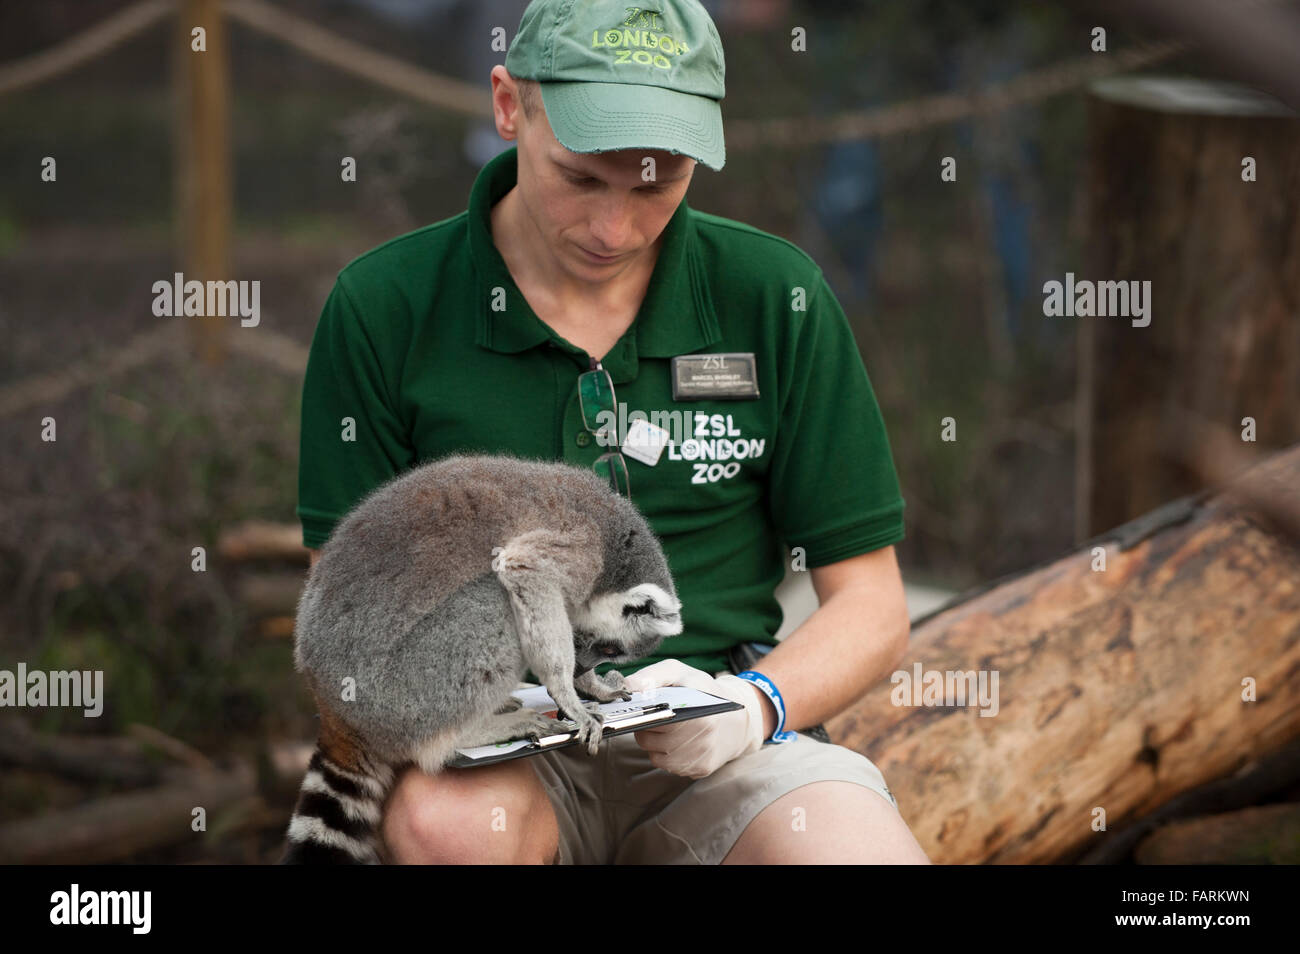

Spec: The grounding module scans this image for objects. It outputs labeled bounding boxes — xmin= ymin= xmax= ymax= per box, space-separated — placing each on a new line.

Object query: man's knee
xmin=722 ymin=781 xmax=931 ymax=864
xmin=382 ymin=760 xmax=558 ymax=864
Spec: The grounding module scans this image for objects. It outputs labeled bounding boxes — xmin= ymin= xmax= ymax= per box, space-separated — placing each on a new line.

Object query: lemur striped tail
xmin=279 ymin=748 xmax=395 ymax=865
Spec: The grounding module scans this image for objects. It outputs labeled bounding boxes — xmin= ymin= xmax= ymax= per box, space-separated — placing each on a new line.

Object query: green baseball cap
xmin=505 ymin=0 xmax=726 ymax=171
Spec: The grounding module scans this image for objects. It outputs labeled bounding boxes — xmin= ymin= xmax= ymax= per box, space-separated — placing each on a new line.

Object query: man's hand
xmin=623 ymin=659 xmax=772 ymax=778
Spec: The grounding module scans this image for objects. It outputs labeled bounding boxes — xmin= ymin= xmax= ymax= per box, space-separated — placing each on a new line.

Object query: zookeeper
xmin=297 ymin=0 xmax=930 ymax=865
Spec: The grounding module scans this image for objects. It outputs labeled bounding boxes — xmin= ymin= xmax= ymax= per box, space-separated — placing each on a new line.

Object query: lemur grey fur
xmin=279 ymin=454 xmax=682 ymax=864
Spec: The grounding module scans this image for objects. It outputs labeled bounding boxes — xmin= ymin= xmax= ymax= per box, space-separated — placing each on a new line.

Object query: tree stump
xmin=1077 ymin=76 xmax=1300 ymax=540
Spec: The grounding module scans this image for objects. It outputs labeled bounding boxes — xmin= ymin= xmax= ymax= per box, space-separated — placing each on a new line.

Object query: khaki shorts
xmin=528 ymin=722 xmax=899 ymax=865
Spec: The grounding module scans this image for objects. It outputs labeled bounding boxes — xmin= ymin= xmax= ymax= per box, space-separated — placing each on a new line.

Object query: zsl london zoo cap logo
xmin=505 ymin=0 xmax=727 ymax=171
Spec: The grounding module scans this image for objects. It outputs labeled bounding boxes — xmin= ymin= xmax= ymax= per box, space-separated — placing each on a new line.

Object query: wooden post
xmin=173 ymin=0 xmax=232 ymax=365
xmin=1079 ymin=76 xmax=1300 ymax=538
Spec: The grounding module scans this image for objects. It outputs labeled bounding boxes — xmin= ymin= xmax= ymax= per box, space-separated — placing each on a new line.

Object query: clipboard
xmin=449 ymin=685 xmax=744 ymax=768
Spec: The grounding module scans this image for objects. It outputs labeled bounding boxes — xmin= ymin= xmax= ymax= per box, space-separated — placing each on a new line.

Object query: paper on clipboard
xmin=451 ymin=685 xmax=738 ymax=762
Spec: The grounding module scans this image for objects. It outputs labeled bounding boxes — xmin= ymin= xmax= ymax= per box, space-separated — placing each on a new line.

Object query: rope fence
xmin=0 ymin=0 xmax=1265 ymax=417
xmin=0 ymin=0 xmax=172 ymax=97
xmin=0 ymin=325 xmax=183 ymax=419
xmin=1 ymin=0 xmax=1212 ymax=138
xmin=726 ymin=39 xmax=1188 ymax=148
xmin=222 ymin=0 xmax=489 ymax=118
xmin=0 ymin=324 xmax=311 ymax=419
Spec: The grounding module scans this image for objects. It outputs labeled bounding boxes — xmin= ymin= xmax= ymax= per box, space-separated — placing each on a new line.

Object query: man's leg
xmin=382 ymin=758 xmax=560 ymax=864
xmin=720 ymin=781 xmax=931 ymax=864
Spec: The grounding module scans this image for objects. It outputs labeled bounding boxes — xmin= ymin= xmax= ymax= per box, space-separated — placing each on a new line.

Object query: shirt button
xmin=575 ymin=431 xmax=592 ymax=448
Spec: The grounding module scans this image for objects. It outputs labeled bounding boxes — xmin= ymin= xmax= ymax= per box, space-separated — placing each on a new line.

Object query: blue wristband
xmin=734 ymin=670 xmax=797 ymax=744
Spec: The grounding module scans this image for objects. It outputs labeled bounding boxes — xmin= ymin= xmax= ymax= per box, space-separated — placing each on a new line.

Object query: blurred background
xmin=1 ymin=0 xmax=1297 ymax=864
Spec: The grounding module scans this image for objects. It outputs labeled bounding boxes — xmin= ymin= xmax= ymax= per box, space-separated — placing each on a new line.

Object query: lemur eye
xmin=623 ymin=602 xmax=654 ymax=617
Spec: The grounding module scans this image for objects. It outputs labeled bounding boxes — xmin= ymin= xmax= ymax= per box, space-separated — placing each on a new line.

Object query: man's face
xmin=504 ymin=80 xmax=697 ymax=283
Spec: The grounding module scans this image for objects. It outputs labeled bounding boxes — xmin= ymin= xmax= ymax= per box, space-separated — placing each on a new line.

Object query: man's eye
xmin=564 ymin=175 xmax=598 ymax=187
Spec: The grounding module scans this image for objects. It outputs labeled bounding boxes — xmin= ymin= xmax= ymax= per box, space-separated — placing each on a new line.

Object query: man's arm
xmin=741 ymin=546 xmax=910 ymax=738
xmin=297 ymin=277 xmax=414 ymax=554
xmin=309 ymin=548 xmax=320 ymax=569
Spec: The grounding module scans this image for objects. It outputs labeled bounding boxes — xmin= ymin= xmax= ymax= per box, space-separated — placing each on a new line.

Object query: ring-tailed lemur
xmin=279 ymin=454 xmax=682 ymax=864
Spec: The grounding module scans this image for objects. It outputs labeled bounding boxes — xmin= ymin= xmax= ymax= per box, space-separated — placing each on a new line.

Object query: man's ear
xmin=489 ymin=65 xmax=523 ymax=143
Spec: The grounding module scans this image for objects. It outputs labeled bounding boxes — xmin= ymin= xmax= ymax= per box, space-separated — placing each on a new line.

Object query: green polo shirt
xmin=297 ymin=146 xmax=904 ymax=676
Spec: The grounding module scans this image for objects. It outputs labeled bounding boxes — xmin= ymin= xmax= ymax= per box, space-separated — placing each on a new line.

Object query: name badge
xmin=670 ymin=353 xmax=760 ymax=401
xmin=621 ymin=418 xmax=671 ymax=466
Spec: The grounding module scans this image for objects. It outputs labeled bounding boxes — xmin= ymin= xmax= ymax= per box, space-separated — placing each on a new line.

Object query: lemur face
xmin=571 ymin=583 xmax=682 ymax=672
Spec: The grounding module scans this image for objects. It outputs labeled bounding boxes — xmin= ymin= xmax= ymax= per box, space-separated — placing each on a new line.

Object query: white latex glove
xmin=623 ymin=659 xmax=770 ymax=779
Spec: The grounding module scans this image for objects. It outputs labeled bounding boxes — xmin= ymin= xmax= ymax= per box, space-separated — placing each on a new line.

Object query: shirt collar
xmin=468 ymin=146 xmax=720 ymax=362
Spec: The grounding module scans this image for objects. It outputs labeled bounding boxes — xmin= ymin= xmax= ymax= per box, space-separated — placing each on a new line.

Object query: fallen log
xmin=1162 ymin=410 xmax=1300 ymax=548
xmin=0 ymin=734 xmax=317 ymax=864
xmin=258 ymin=615 xmax=296 ymax=639
xmin=0 ymin=763 xmax=257 ymax=864
xmin=236 ymin=571 xmax=306 ymax=617
xmin=217 ymin=520 xmax=308 ymax=563
xmin=826 ymin=442 xmax=1300 ymax=864
xmin=127 ymin=723 xmax=215 ymax=771
xmin=1074 ymin=735 xmax=1300 ymax=864
xmin=0 ymin=719 xmax=163 ymax=787
xmin=1134 ymin=802 xmax=1300 ymax=864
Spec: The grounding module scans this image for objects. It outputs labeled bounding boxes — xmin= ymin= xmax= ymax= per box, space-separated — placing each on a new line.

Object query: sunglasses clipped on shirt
xmin=577 ymin=357 xmax=631 ymax=498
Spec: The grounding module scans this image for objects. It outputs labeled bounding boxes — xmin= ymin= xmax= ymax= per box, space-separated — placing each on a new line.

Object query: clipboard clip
xmin=532 ymin=701 xmax=673 ymax=748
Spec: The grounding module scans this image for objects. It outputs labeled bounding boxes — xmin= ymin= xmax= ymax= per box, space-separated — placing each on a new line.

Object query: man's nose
xmin=588 ymin=194 xmax=632 ymax=250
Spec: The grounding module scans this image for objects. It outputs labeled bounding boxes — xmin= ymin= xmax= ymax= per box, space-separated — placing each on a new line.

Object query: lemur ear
xmin=624 ymin=584 xmax=681 ymax=628
xmin=622 ymin=528 xmax=638 ymax=549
